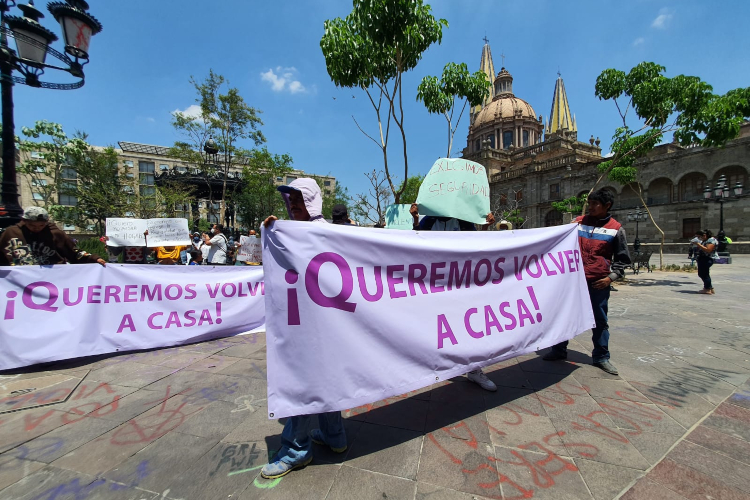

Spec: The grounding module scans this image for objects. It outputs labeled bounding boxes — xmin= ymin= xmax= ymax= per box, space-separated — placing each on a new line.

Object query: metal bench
xmin=627 ymin=251 xmax=653 ymax=275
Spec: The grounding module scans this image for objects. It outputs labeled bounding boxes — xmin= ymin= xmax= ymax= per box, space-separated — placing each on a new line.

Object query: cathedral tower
xmin=546 ymin=73 xmax=577 ymax=140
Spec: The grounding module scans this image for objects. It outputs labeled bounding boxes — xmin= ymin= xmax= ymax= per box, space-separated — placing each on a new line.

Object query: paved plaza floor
xmin=1 ymin=255 xmax=750 ymax=499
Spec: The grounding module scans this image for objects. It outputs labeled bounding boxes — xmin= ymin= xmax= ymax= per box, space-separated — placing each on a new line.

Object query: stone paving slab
xmin=1 ymin=256 xmax=750 ymax=499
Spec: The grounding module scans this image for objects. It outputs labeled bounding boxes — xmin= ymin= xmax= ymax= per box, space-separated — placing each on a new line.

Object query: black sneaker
xmin=542 ymin=351 xmax=567 ymax=361
xmin=593 ymin=360 xmax=619 ymax=375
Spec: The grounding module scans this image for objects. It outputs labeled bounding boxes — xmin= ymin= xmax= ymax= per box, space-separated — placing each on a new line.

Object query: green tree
xmin=171 ymin=70 xmax=265 ymax=225
xmin=16 ymin=121 xmax=88 ymax=209
xmin=232 ymin=148 xmax=293 ymax=231
xmin=594 ymin=62 xmax=750 ymax=267
xmin=54 ymin=144 xmax=132 ymax=236
xmin=417 ymin=62 xmax=490 ymax=157
xmin=320 ymin=0 xmax=447 ymax=203
xmin=315 ymin=177 xmax=352 ymax=220
xmin=395 ymin=174 xmax=424 ymax=205
xmin=552 ymin=193 xmax=587 ymax=215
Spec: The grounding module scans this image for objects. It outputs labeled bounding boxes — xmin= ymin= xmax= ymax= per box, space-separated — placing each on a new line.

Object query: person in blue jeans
xmin=543 ymin=189 xmax=631 ymax=375
xmin=260 ymin=178 xmax=348 ymax=479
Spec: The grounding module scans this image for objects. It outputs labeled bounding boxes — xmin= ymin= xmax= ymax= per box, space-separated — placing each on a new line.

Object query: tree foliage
xmin=232 ymin=148 xmax=294 ymax=232
xmin=321 ymin=0 xmax=447 ymax=203
xmin=417 ymin=62 xmax=490 ymax=157
xmin=552 ymin=193 xmax=588 ymax=215
xmin=396 ymin=174 xmax=424 ymax=205
xmin=16 ymin=121 xmax=88 ymax=209
xmin=314 ymin=177 xmax=352 ymax=220
xmin=594 ymin=61 xmax=750 ymax=267
xmin=54 ymin=145 xmax=132 ymax=236
xmin=171 ymin=70 xmax=265 ymax=224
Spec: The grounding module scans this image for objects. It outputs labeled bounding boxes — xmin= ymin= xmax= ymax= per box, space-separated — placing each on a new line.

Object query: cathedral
xmin=463 ymin=41 xmax=749 ymax=252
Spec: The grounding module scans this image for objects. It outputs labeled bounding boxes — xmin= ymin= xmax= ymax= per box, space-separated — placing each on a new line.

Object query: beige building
xmin=463 ymin=41 xmax=749 ymax=250
xmin=15 ymin=140 xmax=335 ymax=234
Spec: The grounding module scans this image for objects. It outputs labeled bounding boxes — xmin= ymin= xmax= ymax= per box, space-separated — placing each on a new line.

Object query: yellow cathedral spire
xmin=472 ymin=38 xmax=496 ymax=117
xmin=546 ymin=73 xmax=576 ymax=135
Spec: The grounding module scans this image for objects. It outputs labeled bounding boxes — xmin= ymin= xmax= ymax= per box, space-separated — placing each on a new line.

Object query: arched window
xmin=678 ymin=172 xmax=707 ymax=202
xmin=647 ymin=178 xmax=673 ymax=205
xmin=713 ymin=165 xmax=748 ymax=191
xmin=503 ymin=131 xmax=513 ymax=149
xmin=620 ymin=183 xmax=642 ymax=209
xmin=545 ymin=210 xmax=563 ymax=227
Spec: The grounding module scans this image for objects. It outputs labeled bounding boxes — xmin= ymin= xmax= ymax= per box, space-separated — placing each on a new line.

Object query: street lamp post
xmin=202 ymin=137 xmax=219 ymax=225
xmin=0 ymin=0 xmax=102 ymax=229
xmin=703 ymin=174 xmax=744 ymax=256
xmin=627 ymin=208 xmax=648 ymax=253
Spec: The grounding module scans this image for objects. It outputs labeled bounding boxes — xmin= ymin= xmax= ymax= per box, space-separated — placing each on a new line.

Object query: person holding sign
xmin=260 ymin=178 xmax=347 ymax=479
xmin=409 ymin=202 xmax=498 ymax=392
xmin=542 ymin=189 xmax=631 ymax=375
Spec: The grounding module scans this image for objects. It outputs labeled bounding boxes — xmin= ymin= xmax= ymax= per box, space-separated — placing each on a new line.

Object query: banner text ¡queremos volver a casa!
xmin=0 ymin=265 xmax=265 ymax=370
xmin=262 ymin=221 xmax=595 ymax=419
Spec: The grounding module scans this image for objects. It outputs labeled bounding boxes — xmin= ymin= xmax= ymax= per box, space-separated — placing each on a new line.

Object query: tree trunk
xmin=636 ymin=188 xmax=665 ymax=269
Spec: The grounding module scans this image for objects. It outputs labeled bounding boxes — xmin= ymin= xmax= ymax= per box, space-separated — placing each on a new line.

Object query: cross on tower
xmin=483 ymin=35 xmax=489 ymax=45
xmin=500 ymin=51 xmax=506 ymax=67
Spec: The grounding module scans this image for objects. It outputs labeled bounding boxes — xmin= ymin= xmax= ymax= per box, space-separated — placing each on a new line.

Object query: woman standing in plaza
xmin=694 ymin=229 xmax=718 ymax=294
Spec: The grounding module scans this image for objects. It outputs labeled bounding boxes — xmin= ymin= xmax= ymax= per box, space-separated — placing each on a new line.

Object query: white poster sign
xmin=146 ymin=218 xmax=190 ymax=247
xmin=237 ymin=236 xmax=262 ymax=263
xmin=262 ymin=221 xmax=594 ymax=418
xmin=0 ymin=265 xmax=265 ymax=370
xmin=106 ymin=218 xmax=148 ymax=246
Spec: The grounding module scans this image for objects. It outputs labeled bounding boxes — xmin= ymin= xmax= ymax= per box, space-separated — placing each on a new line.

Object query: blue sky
xmin=13 ymin=0 xmax=750 ymax=198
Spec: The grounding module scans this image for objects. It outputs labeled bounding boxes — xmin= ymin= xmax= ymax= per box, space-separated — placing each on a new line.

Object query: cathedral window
xmin=503 ymin=131 xmax=513 ymax=149
xmin=523 ymin=130 xmax=529 ymax=147
xmin=475 ymin=139 xmax=481 ymax=152
xmin=487 ymin=134 xmax=495 ymax=149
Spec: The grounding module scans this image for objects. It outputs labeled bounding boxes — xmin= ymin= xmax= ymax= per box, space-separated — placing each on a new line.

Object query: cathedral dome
xmin=473 ymin=95 xmax=538 ymax=128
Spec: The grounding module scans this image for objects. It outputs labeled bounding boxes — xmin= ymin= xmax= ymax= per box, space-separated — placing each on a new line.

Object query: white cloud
xmin=633 ymin=37 xmax=645 ymax=47
xmin=651 ymin=8 xmax=673 ymax=29
xmin=261 ymin=66 xmax=307 ymax=94
xmin=173 ymin=104 xmax=203 ymax=119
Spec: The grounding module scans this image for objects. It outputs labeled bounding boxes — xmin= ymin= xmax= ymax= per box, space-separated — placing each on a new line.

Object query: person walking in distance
xmin=543 ymin=189 xmax=631 ymax=375
xmin=693 ymin=229 xmax=718 ymax=294
xmin=260 ymin=178 xmax=347 ymax=479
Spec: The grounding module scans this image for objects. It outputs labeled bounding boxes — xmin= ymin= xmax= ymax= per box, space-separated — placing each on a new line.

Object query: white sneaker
xmin=466 ymin=369 xmax=497 ymax=392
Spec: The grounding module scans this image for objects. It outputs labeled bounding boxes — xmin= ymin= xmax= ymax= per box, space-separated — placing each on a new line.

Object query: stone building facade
xmin=13 ymin=140 xmax=335 ymax=234
xmin=463 ymin=41 xmax=749 ymax=247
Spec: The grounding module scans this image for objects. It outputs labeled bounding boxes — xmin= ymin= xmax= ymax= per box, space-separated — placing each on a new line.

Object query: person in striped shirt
xmin=543 ymin=189 xmax=631 ymax=375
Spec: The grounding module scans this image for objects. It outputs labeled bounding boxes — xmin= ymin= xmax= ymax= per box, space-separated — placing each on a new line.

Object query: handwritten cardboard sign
xmin=106 ymin=218 xmax=148 ymax=246
xmin=385 ymin=204 xmax=415 ymax=230
xmin=145 ymin=218 xmax=190 ymax=247
xmin=415 ymin=158 xmax=490 ymax=225
xmin=237 ymin=235 xmax=262 ymax=263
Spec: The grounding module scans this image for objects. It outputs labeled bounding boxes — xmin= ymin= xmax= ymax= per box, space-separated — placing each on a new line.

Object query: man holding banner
xmin=260 ymin=178 xmax=347 ymax=479
xmin=409 ymin=158 xmax=497 ymax=392
xmin=0 ymin=207 xmax=106 ymax=267
xmin=542 ymin=189 xmax=631 ymax=375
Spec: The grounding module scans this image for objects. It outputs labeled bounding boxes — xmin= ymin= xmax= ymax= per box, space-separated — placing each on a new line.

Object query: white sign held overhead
xmin=237 ymin=236 xmax=262 ymax=263
xmin=146 ymin=218 xmax=190 ymax=247
xmin=106 ymin=218 xmax=148 ymax=246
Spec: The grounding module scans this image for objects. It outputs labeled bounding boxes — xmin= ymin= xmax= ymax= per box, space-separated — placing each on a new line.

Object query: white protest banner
xmin=385 ymin=204 xmax=415 ymax=230
xmin=0 ymin=265 xmax=265 ymax=370
xmin=146 ymin=218 xmax=190 ymax=247
xmin=106 ymin=218 xmax=148 ymax=246
xmin=263 ymin=221 xmax=594 ymax=418
xmin=416 ymin=158 xmax=490 ymax=224
xmin=237 ymin=236 xmax=262 ymax=262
